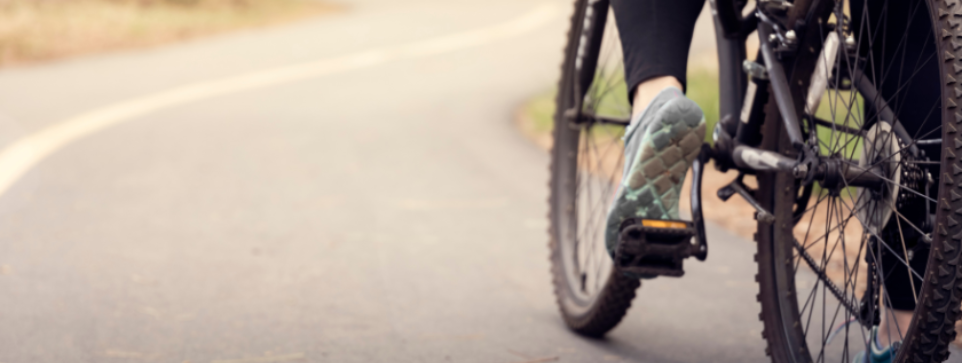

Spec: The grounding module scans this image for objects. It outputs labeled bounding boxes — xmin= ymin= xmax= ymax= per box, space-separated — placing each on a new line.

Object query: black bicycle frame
xmin=562 ymin=0 xmax=896 ymax=260
xmin=691 ymin=0 xmax=892 ymax=253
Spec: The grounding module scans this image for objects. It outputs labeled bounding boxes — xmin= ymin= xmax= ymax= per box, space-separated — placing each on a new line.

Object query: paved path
xmin=0 ymin=1 xmax=937 ymax=362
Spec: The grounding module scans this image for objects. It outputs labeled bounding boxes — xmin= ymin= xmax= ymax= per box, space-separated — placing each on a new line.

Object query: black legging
xmin=611 ymin=0 xmax=939 ymax=311
xmin=610 ymin=0 xmax=705 ymax=95
xmin=851 ymin=0 xmax=939 ymax=312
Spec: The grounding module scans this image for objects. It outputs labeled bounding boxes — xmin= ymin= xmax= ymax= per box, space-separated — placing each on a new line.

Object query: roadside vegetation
xmin=520 ymin=68 xmax=720 ymax=145
xmin=0 ymin=0 xmax=338 ymax=67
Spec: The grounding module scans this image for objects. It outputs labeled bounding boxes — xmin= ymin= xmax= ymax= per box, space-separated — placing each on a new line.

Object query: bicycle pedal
xmin=614 ymin=218 xmax=698 ymax=278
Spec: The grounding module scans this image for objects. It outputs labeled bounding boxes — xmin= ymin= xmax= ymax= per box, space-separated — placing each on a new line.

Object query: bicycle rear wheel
xmin=754 ymin=0 xmax=962 ymax=361
xmin=548 ymin=0 xmax=639 ymax=336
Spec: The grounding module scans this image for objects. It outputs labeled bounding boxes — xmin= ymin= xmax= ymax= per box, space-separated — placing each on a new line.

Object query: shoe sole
xmin=606 ymin=98 xmax=706 ymax=254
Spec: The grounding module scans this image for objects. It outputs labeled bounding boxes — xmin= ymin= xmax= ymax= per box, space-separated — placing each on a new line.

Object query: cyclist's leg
xmin=871 ymin=237 xmax=920 ymax=354
xmin=851 ymin=0 xmax=938 ymax=352
xmin=604 ymin=0 xmax=707 ymax=258
xmin=631 ymin=76 xmax=684 ymax=119
xmin=610 ymin=0 xmax=705 ymax=116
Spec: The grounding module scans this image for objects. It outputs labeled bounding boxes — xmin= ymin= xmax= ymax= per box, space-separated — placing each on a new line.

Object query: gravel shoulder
xmin=0 ymin=0 xmax=338 ymax=67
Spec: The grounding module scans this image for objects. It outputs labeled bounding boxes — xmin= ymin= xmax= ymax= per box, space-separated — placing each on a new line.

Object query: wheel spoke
xmin=771 ymin=0 xmax=946 ymax=360
xmin=553 ymin=2 xmax=634 ymax=310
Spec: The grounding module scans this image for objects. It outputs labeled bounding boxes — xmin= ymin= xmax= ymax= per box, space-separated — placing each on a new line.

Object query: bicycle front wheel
xmin=548 ymin=0 xmax=639 ymax=336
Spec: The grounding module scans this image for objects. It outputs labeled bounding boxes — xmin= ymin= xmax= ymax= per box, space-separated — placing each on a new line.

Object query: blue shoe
xmin=852 ymin=327 xmax=897 ymax=363
xmin=604 ymin=87 xmax=705 ymax=257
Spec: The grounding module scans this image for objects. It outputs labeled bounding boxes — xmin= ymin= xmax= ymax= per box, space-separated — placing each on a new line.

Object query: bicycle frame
xmin=692 ymin=0 xmax=893 ymax=255
xmin=559 ymin=0 xmax=904 ymax=261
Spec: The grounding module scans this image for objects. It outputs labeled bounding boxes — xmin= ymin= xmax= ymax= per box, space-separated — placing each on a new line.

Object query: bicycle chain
xmin=790 ymin=237 xmax=862 ymax=321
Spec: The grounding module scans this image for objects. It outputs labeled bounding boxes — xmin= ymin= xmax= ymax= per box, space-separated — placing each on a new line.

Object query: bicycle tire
xmin=548 ymin=0 xmax=640 ymax=337
xmin=754 ymin=0 xmax=962 ymax=361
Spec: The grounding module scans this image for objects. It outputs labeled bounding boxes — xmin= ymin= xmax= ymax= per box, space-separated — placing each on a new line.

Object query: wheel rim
xmin=555 ymin=2 xmax=632 ymax=311
xmin=766 ymin=0 xmax=944 ymax=361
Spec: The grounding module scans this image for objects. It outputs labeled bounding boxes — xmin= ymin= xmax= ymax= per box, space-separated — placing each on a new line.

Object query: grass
xmin=519 ymin=52 xmax=879 ymax=219
xmin=521 ymin=68 xmax=864 ymax=157
xmin=813 ymin=90 xmax=865 ymax=157
xmin=686 ymin=68 xmax=721 ymax=140
xmin=517 ymin=60 xmax=875 ymax=237
xmin=520 ymin=67 xmax=721 ymax=143
xmin=522 ymin=86 xmax=556 ymax=136
xmin=0 ymin=0 xmax=338 ymax=67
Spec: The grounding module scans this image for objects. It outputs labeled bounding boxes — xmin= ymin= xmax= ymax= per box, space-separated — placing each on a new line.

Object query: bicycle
xmin=547 ymin=0 xmax=962 ymax=361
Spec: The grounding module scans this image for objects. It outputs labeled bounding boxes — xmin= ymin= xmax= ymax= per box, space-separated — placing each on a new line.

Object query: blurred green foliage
xmin=522 ymin=68 xmax=721 ymax=143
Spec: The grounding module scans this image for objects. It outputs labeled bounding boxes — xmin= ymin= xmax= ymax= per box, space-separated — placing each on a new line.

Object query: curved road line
xmin=0 ymin=3 xmax=562 ymax=197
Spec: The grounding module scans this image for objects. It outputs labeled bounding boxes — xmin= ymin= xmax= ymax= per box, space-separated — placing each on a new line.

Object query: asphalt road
xmin=0 ymin=1 xmax=927 ymax=362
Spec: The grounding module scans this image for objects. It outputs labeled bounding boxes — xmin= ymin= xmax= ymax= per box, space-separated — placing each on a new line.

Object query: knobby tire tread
xmin=754 ymin=0 xmax=962 ymax=361
xmin=548 ymin=0 xmax=640 ymax=338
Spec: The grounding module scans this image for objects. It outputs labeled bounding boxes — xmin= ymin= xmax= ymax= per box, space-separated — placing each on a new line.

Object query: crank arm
xmin=717 ymin=174 xmax=776 ymax=223
xmin=732 ymin=145 xmax=798 ymax=172
xmin=689 ymin=144 xmax=711 ymax=261
xmin=729 ymin=144 xmax=884 ymax=189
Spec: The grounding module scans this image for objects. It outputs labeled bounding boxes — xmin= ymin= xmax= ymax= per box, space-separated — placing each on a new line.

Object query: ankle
xmin=876 ymin=309 xmax=913 ymax=348
xmin=631 ymin=76 xmax=683 ymax=120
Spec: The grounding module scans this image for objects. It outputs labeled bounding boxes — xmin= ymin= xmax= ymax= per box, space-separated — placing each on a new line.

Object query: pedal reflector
xmin=641 ymin=219 xmax=688 ymax=229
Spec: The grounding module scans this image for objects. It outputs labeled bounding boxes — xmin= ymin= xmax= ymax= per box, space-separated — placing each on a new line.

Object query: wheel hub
xmin=856 ymin=122 xmax=901 ymax=234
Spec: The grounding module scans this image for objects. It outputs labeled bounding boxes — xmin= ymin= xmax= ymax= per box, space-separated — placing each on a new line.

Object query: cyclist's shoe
xmin=605 ymin=87 xmax=705 ymax=258
xmin=852 ymin=327 xmax=897 ymax=363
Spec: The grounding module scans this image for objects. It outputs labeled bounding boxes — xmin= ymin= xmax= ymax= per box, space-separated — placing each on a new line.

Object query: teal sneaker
xmin=604 ymin=87 xmax=705 ymax=257
xmin=852 ymin=327 xmax=897 ymax=363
